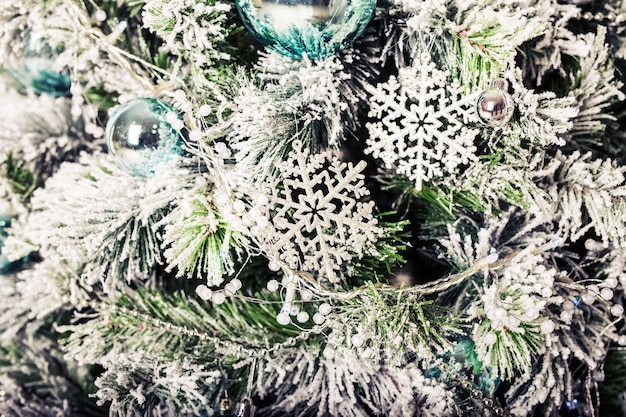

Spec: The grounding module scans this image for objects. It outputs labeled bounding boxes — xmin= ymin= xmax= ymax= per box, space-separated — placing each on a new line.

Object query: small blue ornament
xmin=9 ymin=33 xmax=71 ymax=97
xmin=0 ymin=216 xmax=28 ymax=274
xmin=105 ymin=98 xmax=185 ymax=177
xmin=236 ymin=0 xmax=376 ymax=60
xmin=564 ymin=383 xmax=586 ymax=417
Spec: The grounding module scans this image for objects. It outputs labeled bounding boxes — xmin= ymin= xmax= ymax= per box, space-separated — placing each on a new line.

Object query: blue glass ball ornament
xmin=8 ymin=32 xmax=71 ymax=97
xmin=236 ymin=0 xmax=376 ymax=60
xmin=105 ymin=98 xmax=185 ymax=177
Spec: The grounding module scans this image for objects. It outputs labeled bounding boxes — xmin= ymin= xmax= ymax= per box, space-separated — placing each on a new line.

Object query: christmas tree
xmin=0 ymin=0 xmax=625 ymax=416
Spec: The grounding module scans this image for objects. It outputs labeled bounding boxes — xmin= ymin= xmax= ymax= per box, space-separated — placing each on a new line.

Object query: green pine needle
xmin=335 ymin=283 xmax=461 ymax=365
xmin=350 ymin=214 xmax=409 ymax=284
xmin=2 ymin=152 xmax=36 ymax=199
xmin=377 ymin=173 xmax=488 ymax=222
xmin=61 ymin=287 xmax=308 ymax=367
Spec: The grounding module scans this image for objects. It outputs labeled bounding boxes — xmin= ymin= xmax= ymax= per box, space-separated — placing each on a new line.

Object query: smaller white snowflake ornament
xmin=366 ymin=53 xmax=480 ymax=191
xmin=253 ymin=141 xmax=382 ymax=285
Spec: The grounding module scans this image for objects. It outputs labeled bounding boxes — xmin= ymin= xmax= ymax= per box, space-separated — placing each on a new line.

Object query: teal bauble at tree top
xmin=236 ymin=0 xmax=376 ymax=60
xmin=105 ymin=98 xmax=185 ymax=177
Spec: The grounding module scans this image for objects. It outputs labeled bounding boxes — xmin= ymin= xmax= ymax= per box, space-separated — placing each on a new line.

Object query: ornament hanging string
xmin=291 ymin=236 xmax=566 ymax=302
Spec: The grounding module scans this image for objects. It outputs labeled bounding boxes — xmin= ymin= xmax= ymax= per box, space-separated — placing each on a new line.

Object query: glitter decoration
xmin=235 ymin=0 xmax=376 ymax=60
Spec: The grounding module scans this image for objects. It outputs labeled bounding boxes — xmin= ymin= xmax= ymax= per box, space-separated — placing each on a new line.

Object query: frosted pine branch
xmin=519 ymin=1 xmax=585 ymax=84
xmin=14 ymin=155 xmax=194 ymax=293
xmin=0 ymin=333 xmax=103 ymax=417
xmin=551 ymin=151 xmax=626 ymax=247
xmin=226 ymin=54 xmax=354 ymax=180
xmin=161 ymin=185 xmax=248 ymax=285
xmin=507 ymin=69 xmax=577 ymax=147
xmin=95 ymin=352 xmax=222 ymax=417
xmin=0 ymin=254 xmax=85 ymax=340
xmin=255 ymin=346 xmax=458 ymax=417
xmin=143 ymin=0 xmax=231 ymax=61
xmin=0 ymin=86 xmax=98 ymax=186
xmin=567 ymin=27 xmax=625 ymax=144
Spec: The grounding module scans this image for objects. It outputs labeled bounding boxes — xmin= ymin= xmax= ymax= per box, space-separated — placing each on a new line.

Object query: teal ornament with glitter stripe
xmin=236 ymin=0 xmax=376 ymax=60
xmin=105 ymin=98 xmax=185 ymax=177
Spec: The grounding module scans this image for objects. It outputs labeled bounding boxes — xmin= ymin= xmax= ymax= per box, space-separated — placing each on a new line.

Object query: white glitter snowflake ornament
xmin=366 ymin=53 xmax=480 ymax=191
xmin=254 ymin=141 xmax=382 ymax=285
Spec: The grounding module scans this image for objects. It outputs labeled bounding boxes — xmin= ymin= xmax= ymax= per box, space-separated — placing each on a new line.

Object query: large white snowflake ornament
xmin=253 ymin=141 xmax=382 ymax=285
xmin=366 ymin=53 xmax=480 ymax=191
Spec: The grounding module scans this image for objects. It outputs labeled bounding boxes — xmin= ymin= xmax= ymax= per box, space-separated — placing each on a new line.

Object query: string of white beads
xmin=195 ymin=278 xmax=243 ymax=305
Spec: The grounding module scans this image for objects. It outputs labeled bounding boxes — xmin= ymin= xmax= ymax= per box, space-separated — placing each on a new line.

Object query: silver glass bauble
xmin=476 ymin=79 xmax=514 ymax=127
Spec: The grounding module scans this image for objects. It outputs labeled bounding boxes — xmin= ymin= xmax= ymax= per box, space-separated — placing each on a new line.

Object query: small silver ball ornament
xmin=476 ymin=79 xmax=514 ymax=126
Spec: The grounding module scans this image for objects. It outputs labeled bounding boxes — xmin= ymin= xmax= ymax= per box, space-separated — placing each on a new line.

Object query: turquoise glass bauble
xmin=9 ymin=33 xmax=71 ymax=97
xmin=236 ymin=0 xmax=376 ymax=60
xmin=105 ymin=98 xmax=184 ymax=177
